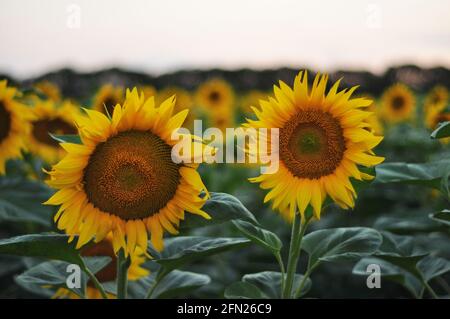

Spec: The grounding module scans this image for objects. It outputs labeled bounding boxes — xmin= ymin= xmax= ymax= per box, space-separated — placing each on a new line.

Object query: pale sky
xmin=1 ymin=0 xmax=449 ymax=78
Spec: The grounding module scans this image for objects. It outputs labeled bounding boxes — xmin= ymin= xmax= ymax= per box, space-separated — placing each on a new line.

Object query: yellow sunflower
xmin=363 ymin=95 xmax=383 ymax=136
xmin=0 ymin=80 xmax=32 ymax=174
xmin=34 ymin=81 xmax=61 ymax=102
xmin=53 ymin=233 xmax=149 ymax=299
xmin=245 ymin=71 xmax=384 ymax=221
xmin=424 ymin=85 xmax=448 ymax=113
xmin=157 ymin=87 xmax=195 ymax=128
xmin=28 ymin=99 xmax=81 ymax=164
xmin=92 ymin=84 xmax=124 ymax=116
xmin=425 ymin=107 xmax=450 ymax=131
xmin=195 ymin=78 xmax=235 ymax=114
xmin=44 ymin=88 xmax=210 ymax=256
xmin=381 ymin=83 xmax=415 ymax=123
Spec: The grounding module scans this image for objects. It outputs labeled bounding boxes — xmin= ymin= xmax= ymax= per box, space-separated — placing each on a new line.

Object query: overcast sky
xmin=1 ymin=0 xmax=449 ymax=78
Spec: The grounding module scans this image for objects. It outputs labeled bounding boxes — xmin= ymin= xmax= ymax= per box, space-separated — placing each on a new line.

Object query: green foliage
xmin=302 ymin=227 xmax=382 ymax=266
xmin=149 ymin=236 xmax=251 ymax=270
xmin=181 ymin=192 xmax=258 ymax=229
xmin=431 ymin=121 xmax=450 ymax=139
xmin=0 ymin=177 xmax=53 ymax=226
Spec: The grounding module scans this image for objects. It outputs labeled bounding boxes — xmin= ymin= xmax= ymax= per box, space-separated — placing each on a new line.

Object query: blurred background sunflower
xmin=381 ymin=83 xmax=416 ymax=124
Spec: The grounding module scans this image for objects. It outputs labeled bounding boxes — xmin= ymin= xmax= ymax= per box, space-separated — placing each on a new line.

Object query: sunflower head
xmin=53 ymin=233 xmax=148 ymax=299
xmin=92 ymin=84 xmax=124 ymax=116
xmin=33 ymin=81 xmax=61 ymax=102
xmin=425 ymin=85 xmax=448 ymax=113
xmin=28 ymin=99 xmax=80 ymax=164
xmin=425 ymin=106 xmax=450 ymax=130
xmin=0 ymin=80 xmax=32 ymax=174
xmin=45 ymin=88 xmax=210 ymax=257
xmin=246 ymin=71 xmax=384 ymax=221
xmin=195 ymin=78 xmax=235 ymax=113
xmin=381 ymin=83 xmax=416 ymax=124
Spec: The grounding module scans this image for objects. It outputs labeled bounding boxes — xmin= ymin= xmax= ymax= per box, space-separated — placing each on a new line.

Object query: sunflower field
xmin=0 ymin=66 xmax=449 ymax=300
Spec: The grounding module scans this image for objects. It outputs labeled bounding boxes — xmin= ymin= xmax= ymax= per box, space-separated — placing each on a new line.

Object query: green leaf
xmin=431 ymin=121 xmax=450 ymax=139
xmin=180 ymin=192 xmax=258 ymax=229
xmin=49 ymin=133 xmax=82 ymax=144
xmin=130 ymin=270 xmax=210 ymax=299
xmin=0 ymin=177 xmax=54 ymax=226
xmin=224 ymin=282 xmax=269 ymax=299
xmin=418 ymin=256 xmax=450 ymax=282
xmin=374 ymin=212 xmax=442 ymax=234
xmin=0 ymin=233 xmax=82 ymax=265
xmin=232 ymin=220 xmax=282 ymax=255
xmin=374 ymin=161 xmax=450 ymax=189
xmin=151 ymin=236 xmax=250 ymax=270
xmin=302 ymin=227 xmax=382 ymax=266
xmin=243 ymin=271 xmax=311 ymax=299
xmin=429 ymin=209 xmax=450 ymax=226
xmin=15 ymin=257 xmax=111 ymax=298
xmin=353 ymin=257 xmax=423 ymax=298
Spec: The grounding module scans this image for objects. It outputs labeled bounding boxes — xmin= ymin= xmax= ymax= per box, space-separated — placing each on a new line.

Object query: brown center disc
xmin=83 ymin=130 xmax=181 ymax=220
xmin=279 ymin=110 xmax=346 ymax=179
xmin=32 ymin=118 xmax=77 ymax=147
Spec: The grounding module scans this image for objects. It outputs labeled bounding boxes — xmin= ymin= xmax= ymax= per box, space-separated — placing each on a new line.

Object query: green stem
xmin=275 ymin=252 xmax=286 ymax=294
xmin=117 ymin=249 xmax=130 ymax=299
xmin=145 ymin=268 xmax=170 ymax=299
xmin=282 ymin=212 xmax=311 ymax=299
xmin=423 ymin=280 xmax=439 ymax=299
xmin=84 ymin=267 xmax=108 ymax=299
xmin=294 ymin=262 xmax=317 ymax=298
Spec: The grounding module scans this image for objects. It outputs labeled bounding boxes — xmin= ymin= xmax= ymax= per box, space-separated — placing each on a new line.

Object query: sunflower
xmin=0 ymin=80 xmax=32 ymax=174
xmin=245 ymin=71 xmax=384 ymax=221
xmin=380 ymin=83 xmax=415 ymax=123
xmin=33 ymin=81 xmax=61 ymax=102
xmin=425 ymin=107 xmax=450 ymax=130
xmin=157 ymin=87 xmax=195 ymax=128
xmin=44 ymin=88 xmax=210 ymax=256
xmin=92 ymin=84 xmax=124 ymax=116
xmin=363 ymin=95 xmax=383 ymax=136
xmin=195 ymin=78 xmax=235 ymax=114
xmin=53 ymin=233 xmax=149 ymax=299
xmin=28 ymin=99 xmax=80 ymax=164
xmin=424 ymin=85 xmax=448 ymax=113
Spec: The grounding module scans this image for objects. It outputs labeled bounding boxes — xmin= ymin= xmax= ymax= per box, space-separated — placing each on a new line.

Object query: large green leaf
xmin=180 ymin=192 xmax=258 ymax=229
xmin=232 ymin=220 xmax=282 ymax=255
xmin=130 ymin=270 xmax=210 ymax=299
xmin=244 ymin=271 xmax=311 ymax=298
xmin=0 ymin=177 xmax=54 ymax=226
xmin=0 ymin=233 xmax=82 ymax=265
xmin=15 ymin=257 xmax=110 ymax=298
xmin=429 ymin=209 xmax=450 ymax=226
xmin=151 ymin=236 xmax=250 ymax=270
xmin=374 ymin=161 xmax=450 ymax=189
xmin=224 ymin=282 xmax=269 ymax=299
xmin=431 ymin=121 xmax=450 ymax=139
xmin=374 ymin=212 xmax=443 ymax=234
xmin=225 ymin=271 xmax=311 ymax=299
xmin=302 ymin=227 xmax=382 ymax=266
xmin=353 ymin=257 xmax=423 ymax=298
